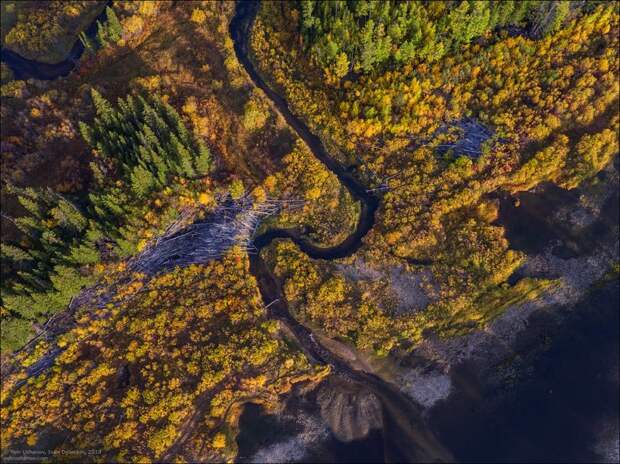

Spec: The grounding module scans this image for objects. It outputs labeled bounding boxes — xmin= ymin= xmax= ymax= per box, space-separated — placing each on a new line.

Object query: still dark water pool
xmin=238 ymin=176 xmax=619 ymax=462
xmin=5 ymin=2 xmax=616 ymax=460
xmin=429 ymin=279 xmax=619 ymax=463
xmin=434 ymin=178 xmax=619 ymax=462
xmin=236 ymin=279 xmax=618 ymax=463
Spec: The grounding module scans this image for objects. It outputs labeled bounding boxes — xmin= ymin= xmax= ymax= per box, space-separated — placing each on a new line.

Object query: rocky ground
xmin=237 ymin=160 xmax=619 ymax=462
xmin=406 ymin=161 xmax=618 ymax=392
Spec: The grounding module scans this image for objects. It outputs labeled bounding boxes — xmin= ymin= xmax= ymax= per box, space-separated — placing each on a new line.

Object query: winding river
xmin=229 ymin=3 xmax=452 ymax=462
xmin=0 ymin=3 xmax=109 ymax=80
xmin=5 ymin=2 xmax=618 ymax=463
xmin=1 ymin=2 xmax=451 ymax=462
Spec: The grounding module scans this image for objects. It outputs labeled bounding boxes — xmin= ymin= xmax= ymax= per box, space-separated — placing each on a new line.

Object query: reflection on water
xmin=239 ymin=175 xmax=618 ymax=462
xmin=236 ymin=399 xmax=385 ymax=463
xmin=495 ymin=182 xmax=580 ymax=256
xmin=428 ymin=280 xmax=618 ymax=463
xmin=496 ymin=174 xmax=619 ymax=260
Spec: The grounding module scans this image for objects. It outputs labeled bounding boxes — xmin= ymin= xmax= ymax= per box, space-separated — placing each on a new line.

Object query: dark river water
xmin=234 ymin=272 xmax=618 ymax=463
xmin=3 ymin=1 xmax=618 ymax=462
xmin=0 ymin=3 xmax=110 ymax=80
xmin=460 ymin=177 xmax=619 ymax=463
xmin=230 ymin=2 xmax=620 ymax=461
xmin=429 ymin=280 xmax=619 ymax=463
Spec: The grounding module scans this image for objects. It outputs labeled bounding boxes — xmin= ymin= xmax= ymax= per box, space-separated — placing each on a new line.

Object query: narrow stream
xmin=229 ymin=2 xmax=453 ymax=462
xmin=0 ymin=3 xmax=110 ymax=80
xmin=229 ymin=1 xmax=380 ymax=260
xmin=2 ymin=2 xmax=447 ymax=461
xmin=4 ymin=1 xmax=618 ymax=463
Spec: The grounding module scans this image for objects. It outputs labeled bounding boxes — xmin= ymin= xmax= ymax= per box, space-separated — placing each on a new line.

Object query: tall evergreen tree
xmin=194 ymin=143 xmax=213 ymax=175
xmin=79 ymin=31 xmax=96 ymax=54
xmin=105 ymin=6 xmax=123 ymax=42
xmin=130 ymin=165 xmax=156 ymax=197
xmin=1 ymin=244 xmax=32 ymax=262
xmin=96 ymin=20 xmax=108 ymax=48
xmin=90 ymin=88 xmax=113 ymax=120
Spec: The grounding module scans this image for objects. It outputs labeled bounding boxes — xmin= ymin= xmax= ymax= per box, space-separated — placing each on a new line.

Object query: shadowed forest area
xmin=1 ymin=1 xmax=618 ymax=463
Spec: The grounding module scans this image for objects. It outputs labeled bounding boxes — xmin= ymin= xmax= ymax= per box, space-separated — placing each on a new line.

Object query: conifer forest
xmin=0 ymin=1 xmax=618 ymax=463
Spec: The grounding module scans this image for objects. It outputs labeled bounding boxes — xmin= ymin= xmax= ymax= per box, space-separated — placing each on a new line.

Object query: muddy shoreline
xmin=429 ymin=278 xmax=618 ymax=463
xmin=230 ymin=1 xmax=456 ymax=462
xmin=231 ymin=1 xmax=619 ymax=462
xmin=3 ymin=0 xmax=617 ymax=461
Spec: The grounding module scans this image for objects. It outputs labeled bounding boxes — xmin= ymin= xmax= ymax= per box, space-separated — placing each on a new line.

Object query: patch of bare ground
xmin=413 ymin=241 xmax=616 ymax=374
xmin=394 ymin=160 xmax=619 ymax=409
xmin=336 ymin=259 xmax=438 ymax=315
xmin=316 ymin=377 xmax=382 ymax=442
